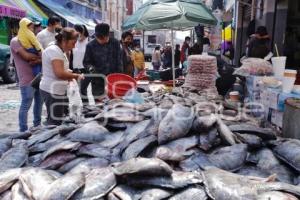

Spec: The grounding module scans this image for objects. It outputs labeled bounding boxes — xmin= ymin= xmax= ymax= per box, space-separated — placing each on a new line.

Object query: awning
xmin=37 ymin=0 xmax=96 ymax=31
xmin=0 ymin=3 xmax=26 ymax=19
xmin=1 ymin=0 xmax=48 ymax=25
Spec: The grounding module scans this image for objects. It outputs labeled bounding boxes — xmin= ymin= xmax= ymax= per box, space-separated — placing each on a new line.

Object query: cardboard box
xmin=271 ymin=109 xmax=283 ymax=128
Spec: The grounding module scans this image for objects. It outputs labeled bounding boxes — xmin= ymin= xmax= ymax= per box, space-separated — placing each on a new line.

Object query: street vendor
xmin=121 ymin=31 xmax=134 ymax=77
xmin=247 ymin=26 xmax=270 ymax=59
xmin=83 ymin=23 xmax=123 ymax=102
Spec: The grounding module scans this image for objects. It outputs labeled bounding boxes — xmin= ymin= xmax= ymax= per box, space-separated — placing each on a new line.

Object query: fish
xmin=158 ymin=104 xmax=194 ymax=144
xmin=98 ymin=131 xmax=125 ymax=149
xmin=228 ymin=124 xmax=276 ymax=140
xmin=122 ymin=134 xmax=157 ymax=161
xmin=57 ymin=123 xmax=81 ymax=135
xmin=0 ymin=138 xmax=11 ymax=157
xmin=0 ymin=190 xmax=12 ymax=200
xmin=116 ymin=119 xmax=152 ymax=152
xmin=169 ymin=187 xmax=207 ymax=200
xmin=208 ymin=144 xmax=248 ymax=171
xmin=19 ymin=168 xmax=56 ymax=200
xmin=100 ymin=107 xmax=146 ymax=122
xmin=237 ymin=166 xmax=270 ymax=178
xmin=29 ymin=135 xmax=65 ymax=153
xmin=143 ymin=107 xmax=168 ymax=121
xmin=0 ymin=168 xmax=23 ymax=193
xmin=11 ymin=182 xmax=30 ymax=200
xmin=106 ymin=122 xmax=132 ymax=131
xmin=27 ymin=153 xmax=43 ymax=167
xmin=252 ymin=148 xmax=295 ymax=184
xmin=39 ymin=151 xmax=76 ymax=170
xmin=0 ymin=142 xmax=28 ymax=170
xmin=216 ymin=118 xmax=237 ymax=145
xmin=42 ymin=172 xmax=85 ymax=200
xmin=126 ymin=171 xmax=203 ymax=189
xmin=72 ymin=167 xmax=116 ymax=200
xmin=67 ymin=121 xmax=110 ymax=143
xmin=192 ymin=114 xmax=217 ymax=132
xmin=272 ymin=139 xmax=300 ymax=172
xmin=111 ymin=157 xmax=173 ymax=176
xmin=203 ymin=167 xmax=300 ymax=200
xmin=41 ymin=140 xmax=81 ymax=160
xmin=235 ymin=133 xmax=263 ymax=149
xmin=198 ymin=128 xmax=221 ymax=151
xmin=139 ymin=188 xmax=172 ymax=200
xmin=57 ymin=157 xmax=87 ymax=174
xmin=27 ymin=129 xmax=59 ymax=147
xmin=68 ymin=158 xmax=109 ymax=175
xmin=179 ymin=155 xmax=202 ymax=172
xmin=256 ymin=191 xmax=299 ymax=200
xmin=155 ymin=135 xmax=198 ymax=161
xmin=77 ymin=144 xmax=112 ymax=159
xmin=107 ymin=185 xmax=140 ymax=200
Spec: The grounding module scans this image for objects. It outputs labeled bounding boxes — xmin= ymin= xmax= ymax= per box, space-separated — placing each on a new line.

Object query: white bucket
xmin=282 ymin=77 xmax=296 ymax=93
xmin=271 ymin=57 xmax=286 ymax=78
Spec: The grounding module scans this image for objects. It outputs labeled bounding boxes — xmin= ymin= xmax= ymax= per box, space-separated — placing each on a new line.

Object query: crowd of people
xmin=10 ymin=15 xmax=216 ymax=133
xmin=11 ymin=16 xmax=148 ymax=132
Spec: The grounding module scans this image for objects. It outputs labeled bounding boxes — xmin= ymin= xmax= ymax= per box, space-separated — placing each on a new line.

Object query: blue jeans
xmin=27 ymin=48 xmax=42 ymax=76
xmin=19 ymin=86 xmax=43 ymax=132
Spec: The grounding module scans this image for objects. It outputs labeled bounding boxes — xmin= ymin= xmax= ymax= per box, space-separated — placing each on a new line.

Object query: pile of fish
xmin=1 ymin=88 xmax=300 ymax=199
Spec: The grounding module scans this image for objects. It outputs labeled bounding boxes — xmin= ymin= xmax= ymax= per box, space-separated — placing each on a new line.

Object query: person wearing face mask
xmin=37 ymin=16 xmax=62 ymax=49
xmin=131 ymin=43 xmax=145 ymax=77
xmin=121 ymin=31 xmax=134 ymax=77
xmin=40 ymin=28 xmax=84 ymax=125
xmin=83 ymin=23 xmax=123 ymax=103
xmin=70 ymin=24 xmax=89 ymax=74
xmin=180 ymin=36 xmax=191 ymax=65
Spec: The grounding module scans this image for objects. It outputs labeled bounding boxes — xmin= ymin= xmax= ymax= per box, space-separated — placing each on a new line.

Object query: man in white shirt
xmin=37 ymin=16 xmax=61 ymax=49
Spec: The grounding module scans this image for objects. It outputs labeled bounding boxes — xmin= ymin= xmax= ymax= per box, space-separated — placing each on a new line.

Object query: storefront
xmin=0 ymin=4 xmax=26 ymax=44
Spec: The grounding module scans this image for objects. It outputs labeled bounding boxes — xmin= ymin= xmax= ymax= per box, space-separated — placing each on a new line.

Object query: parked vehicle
xmin=0 ymin=44 xmax=16 ymax=83
xmin=144 ymin=43 xmax=161 ymax=61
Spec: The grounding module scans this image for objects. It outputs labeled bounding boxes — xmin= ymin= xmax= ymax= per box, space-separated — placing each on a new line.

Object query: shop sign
xmin=0 ymin=5 xmax=26 ymax=19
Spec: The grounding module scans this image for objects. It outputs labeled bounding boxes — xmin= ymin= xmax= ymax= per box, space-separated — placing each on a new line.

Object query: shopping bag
xmin=67 ymin=79 xmax=83 ymax=122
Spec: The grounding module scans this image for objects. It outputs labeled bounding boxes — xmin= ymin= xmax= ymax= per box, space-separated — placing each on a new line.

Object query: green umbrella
xmin=122 ymin=0 xmax=217 ymax=87
xmin=122 ymin=0 xmax=217 ymax=31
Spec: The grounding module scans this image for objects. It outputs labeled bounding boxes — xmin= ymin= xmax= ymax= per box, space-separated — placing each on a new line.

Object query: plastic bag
xmin=123 ymin=88 xmax=144 ymax=104
xmin=67 ymin=79 xmax=83 ymax=122
xmin=234 ymin=58 xmax=273 ymax=76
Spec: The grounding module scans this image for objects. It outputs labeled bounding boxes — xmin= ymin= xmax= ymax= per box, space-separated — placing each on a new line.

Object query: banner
xmin=0 ymin=5 xmax=26 ymax=19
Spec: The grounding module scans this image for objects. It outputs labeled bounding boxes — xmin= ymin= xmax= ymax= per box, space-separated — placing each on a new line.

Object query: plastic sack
xmin=234 ymin=58 xmax=273 ymax=76
xmin=67 ymin=79 xmax=83 ymax=122
xmin=123 ymin=88 xmax=144 ymax=104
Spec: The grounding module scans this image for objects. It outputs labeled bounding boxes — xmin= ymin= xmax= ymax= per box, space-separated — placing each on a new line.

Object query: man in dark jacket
xmin=82 ymin=23 xmax=123 ymax=102
xmin=247 ymin=26 xmax=270 ymax=59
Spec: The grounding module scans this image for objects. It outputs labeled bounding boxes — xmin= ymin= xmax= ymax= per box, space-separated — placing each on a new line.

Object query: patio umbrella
xmin=122 ymin=0 xmax=217 ymax=87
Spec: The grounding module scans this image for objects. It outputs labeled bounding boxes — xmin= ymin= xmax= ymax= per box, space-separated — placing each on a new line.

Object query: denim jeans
xmin=19 ymin=86 xmax=43 ymax=132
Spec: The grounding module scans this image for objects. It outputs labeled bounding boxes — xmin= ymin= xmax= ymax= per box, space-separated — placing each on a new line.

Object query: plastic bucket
xmin=271 ymin=57 xmax=286 ymax=78
xmin=106 ymin=73 xmax=137 ymax=99
xmin=282 ymin=77 xmax=296 ymax=93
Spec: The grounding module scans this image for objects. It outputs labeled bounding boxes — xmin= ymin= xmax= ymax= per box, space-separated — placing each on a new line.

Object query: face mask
xmin=55 ymin=27 xmax=62 ymax=33
xmin=135 ymin=48 xmax=140 ymax=51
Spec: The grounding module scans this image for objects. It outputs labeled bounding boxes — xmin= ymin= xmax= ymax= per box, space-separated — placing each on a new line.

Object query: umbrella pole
xmin=171 ymin=28 xmax=175 ymax=88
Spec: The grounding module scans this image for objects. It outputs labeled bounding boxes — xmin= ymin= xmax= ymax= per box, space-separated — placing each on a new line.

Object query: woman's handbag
xmin=30 ymin=73 xmax=42 ymax=90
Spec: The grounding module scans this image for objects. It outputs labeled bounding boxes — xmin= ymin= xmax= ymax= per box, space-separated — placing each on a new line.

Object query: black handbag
xmin=30 ymin=73 xmax=42 ymax=90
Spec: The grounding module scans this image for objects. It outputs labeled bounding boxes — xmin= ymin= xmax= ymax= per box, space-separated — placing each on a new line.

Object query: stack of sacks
xmin=184 ymin=55 xmax=217 ymax=90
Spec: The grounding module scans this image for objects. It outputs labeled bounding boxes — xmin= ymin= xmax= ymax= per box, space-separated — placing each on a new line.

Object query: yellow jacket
xmin=131 ymin=50 xmax=145 ymax=70
xmin=17 ymin=18 xmax=43 ymax=51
